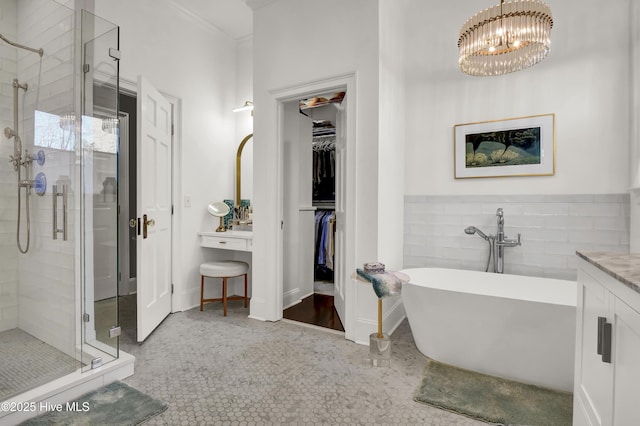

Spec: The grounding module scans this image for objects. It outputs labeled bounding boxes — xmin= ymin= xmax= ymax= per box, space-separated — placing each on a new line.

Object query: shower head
xmin=464 ymin=226 xmax=489 ymax=241
xmin=4 ymin=127 xmax=16 ymax=139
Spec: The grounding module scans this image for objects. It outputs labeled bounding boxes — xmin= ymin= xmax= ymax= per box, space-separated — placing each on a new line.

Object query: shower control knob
xmin=35 ymin=150 xmax=45 ymax=166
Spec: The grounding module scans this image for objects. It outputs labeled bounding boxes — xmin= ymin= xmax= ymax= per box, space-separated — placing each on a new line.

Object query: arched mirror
xmin=235 ymin=133 xmax=253 ymax=209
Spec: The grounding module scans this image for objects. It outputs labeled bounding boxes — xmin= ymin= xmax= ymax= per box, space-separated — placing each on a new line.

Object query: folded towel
xmin=356 ymin=268 xmax=403 ymax=299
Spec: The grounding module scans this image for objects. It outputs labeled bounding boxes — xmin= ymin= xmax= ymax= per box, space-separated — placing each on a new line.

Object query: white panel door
xmin=282 ymin=101 xmax=313 ymax=307
xmin=333 ymin=95 xmax=347 ymax=327
xmin=136 ymin=75 xmax=172 ymax=342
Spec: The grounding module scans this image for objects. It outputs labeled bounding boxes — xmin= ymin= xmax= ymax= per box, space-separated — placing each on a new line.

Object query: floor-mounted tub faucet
xmin=493 ymin=208 xmax=521 ymax=273
xmin=464 ymin=208 xmax=521 ymax=273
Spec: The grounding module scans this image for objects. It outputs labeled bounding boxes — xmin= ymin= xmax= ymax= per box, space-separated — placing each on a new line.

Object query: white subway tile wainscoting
xmin=404 ymin=194 xmax=630 ymax=280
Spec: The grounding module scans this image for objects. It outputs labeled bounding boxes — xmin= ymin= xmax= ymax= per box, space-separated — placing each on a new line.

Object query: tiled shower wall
xmin=0 ymin=0 xmax=76 ymax=359
xmin=404 ymin=194 xmax=630 ymax=281
xmin=16 ymin=0 xmax=76 ymax=357
xmin=0 ymin=0 xmax=20 ymax=332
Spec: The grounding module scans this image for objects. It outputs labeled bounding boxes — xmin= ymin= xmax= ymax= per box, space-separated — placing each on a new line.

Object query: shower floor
xmin=0 ymin=329 xmax=78 ymax=401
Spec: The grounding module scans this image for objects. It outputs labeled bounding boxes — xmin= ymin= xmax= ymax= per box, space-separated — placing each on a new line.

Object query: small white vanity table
xmin=198 ymin=230 xmax=253 ymax=252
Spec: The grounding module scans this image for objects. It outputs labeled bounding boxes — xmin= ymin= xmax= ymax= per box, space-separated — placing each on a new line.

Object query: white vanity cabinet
xmin=574 ymin=256 xmax=640 ymax=426
xmin=199 ymin=231 xmax=253 ymax=252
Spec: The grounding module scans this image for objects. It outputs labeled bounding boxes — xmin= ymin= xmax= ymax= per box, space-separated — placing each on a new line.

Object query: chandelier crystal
xmin=458 ymin=0 xmax=553 ymax=76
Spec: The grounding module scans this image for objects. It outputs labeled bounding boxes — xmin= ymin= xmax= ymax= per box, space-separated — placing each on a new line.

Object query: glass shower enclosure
xmin=0 ymin=0 xmax=121 ymax=402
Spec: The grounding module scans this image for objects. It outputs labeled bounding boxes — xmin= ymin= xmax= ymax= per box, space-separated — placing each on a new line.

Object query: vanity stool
xmin=200 ymin=260 xmax=249 ymax=316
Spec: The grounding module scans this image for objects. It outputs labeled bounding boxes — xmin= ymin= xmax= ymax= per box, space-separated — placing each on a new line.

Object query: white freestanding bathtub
xmin=400 ymin=268 xmax=576 ymax=392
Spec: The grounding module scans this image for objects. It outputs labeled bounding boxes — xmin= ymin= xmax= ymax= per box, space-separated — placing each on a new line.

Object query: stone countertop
xmin=576 ymin=251 xmax=640 ymax=294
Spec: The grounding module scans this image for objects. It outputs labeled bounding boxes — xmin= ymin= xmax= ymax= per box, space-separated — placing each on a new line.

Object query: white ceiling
xmin=169 ymin=0 xmax=254 ymax=40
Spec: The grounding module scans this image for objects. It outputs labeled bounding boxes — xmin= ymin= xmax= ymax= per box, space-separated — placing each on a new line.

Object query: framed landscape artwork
xmin=454 ymin=114 xmax=555 ymax=179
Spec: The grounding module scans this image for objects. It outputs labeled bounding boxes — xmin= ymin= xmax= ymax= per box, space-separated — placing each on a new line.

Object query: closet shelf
xmin=299 ymin=91 xmax=345 ymax=112
xmin=313 ymin=201 xmax=335 ymax=209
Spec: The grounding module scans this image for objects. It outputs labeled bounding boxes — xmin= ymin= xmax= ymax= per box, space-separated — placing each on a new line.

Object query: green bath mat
xmin=20 ymin=381 xmax=167 ymax=425
xmin=414 ymin=359 xmax=572 ymax=426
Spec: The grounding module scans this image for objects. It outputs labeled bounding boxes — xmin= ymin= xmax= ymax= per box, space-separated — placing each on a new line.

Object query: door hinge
xmin=171 ymin=205 xmax=174 ymax=215
xmin=171 ymin=284 xmax=174 ymax=294
xmin=83 ymin=63 xmax=90 ymax=73
xmin=83 ymin=313 xmax=90 ymax=322
xmin=109 ymin=326 xmax=121 ymax=338
xmin=91 ymin=358 xmax=102 ymax=369
xmin=171 ymin=123 xmax=174 ymax=136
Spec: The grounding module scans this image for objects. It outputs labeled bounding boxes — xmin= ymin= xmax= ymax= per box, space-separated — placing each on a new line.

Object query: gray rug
xmin=20 ymin=381 xmax=167 ymax=425
xmin=414 ymin=359 xmax=573 ymax=426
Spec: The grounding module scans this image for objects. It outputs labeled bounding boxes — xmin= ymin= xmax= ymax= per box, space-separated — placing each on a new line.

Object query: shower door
xmin=0 ymin=0 xmax=81 ymax=401
xmin=80 ymin=10 xmax=121 ymax=369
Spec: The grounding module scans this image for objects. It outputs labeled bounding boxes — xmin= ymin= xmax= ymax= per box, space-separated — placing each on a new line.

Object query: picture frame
xmin=454 ymin=113 xmax=555 ymax=179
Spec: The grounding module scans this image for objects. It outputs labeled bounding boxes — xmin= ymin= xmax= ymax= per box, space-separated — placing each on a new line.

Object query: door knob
xmin=143 ymin=214 xmax=155 ymax=239
xmin=129 ymin=218 xmax=137 ymax=228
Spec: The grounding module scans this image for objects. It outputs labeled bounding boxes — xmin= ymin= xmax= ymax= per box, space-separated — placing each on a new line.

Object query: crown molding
xmin=242 ymin=0 xmax=279 ymax=11
xmin=166 ymin=0 xmax=232 ymax=39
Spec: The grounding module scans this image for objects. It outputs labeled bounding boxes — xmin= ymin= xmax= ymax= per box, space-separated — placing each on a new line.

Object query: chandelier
xmin=101 ymin=117 xmax=119 ymax=134
xmin=458 ymin=0 xmax=553 ymax=76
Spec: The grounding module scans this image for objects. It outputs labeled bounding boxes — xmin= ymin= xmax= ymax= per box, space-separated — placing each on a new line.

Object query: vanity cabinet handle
xmin=597 ymin=316 xmax=605 ymax=355
xmin=597 ymin=316 xmax=612 ymax=363
xmin=218 ymin=241 xmax=227 ymax=244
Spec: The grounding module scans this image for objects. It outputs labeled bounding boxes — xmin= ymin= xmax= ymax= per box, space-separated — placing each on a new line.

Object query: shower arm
xmin=0 ymin=33 xmax=43 ymax=57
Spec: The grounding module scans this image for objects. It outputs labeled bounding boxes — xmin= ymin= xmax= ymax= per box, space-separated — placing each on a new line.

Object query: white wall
xmin=403 ymin=0 xmax=631 ymax=196
xmin=400 ymin=0 xmax=636 ymax=276
xmin=236 ymin=36 xmax=253 ymax=203
xmin=251 ymin=0 xmax=382 ymax=332
xmin=375 ymin=0 xmax=410 ymax=333
xmin=95 ymin=0 xmax=245 ymax=310
xmin=252 ymin=0 xmax=412 ymax=342
xmin=630 ymin=0 xmax=640 ymax=252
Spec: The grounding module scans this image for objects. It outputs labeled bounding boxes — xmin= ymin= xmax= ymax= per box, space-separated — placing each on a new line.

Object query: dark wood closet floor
xmin=283 ymin=293 xmax=344 ymax=332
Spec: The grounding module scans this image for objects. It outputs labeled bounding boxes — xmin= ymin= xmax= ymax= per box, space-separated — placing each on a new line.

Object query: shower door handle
xmin=52 ymin=184 xmax=68 ymax=241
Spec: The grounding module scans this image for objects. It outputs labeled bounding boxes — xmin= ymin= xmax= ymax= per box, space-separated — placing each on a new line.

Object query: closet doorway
xmin=282 ymin=90 xmax=347 ymax=332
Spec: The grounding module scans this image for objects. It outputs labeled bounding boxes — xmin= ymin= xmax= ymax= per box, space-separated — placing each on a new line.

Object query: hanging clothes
xmin=314 ymin=210 xmax=336 ymax=279
xmin=312 ymin=136 xmax=335 ymax=203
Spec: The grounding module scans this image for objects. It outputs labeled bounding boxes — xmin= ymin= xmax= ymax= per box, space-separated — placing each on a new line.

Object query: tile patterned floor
xmin=119 ymin=300 xmax=484 ymax=425
xmin=0 ymin=329 xmax=78 ymax=401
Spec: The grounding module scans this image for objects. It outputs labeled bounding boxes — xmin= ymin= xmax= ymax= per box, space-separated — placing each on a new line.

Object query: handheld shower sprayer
xmin=4 ymin=127 xmax=23 ymax=160
xmin=464 ymin=225 xmax=494 ymax=272
xmin=464 ymin=226 xmax=489 ymax=241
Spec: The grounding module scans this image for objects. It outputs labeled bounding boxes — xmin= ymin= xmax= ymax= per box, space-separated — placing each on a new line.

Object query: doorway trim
xmin=271 ymin=73 xmax=357 ymax=341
